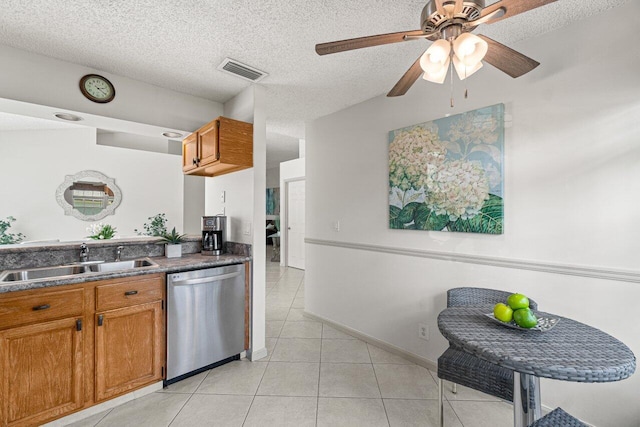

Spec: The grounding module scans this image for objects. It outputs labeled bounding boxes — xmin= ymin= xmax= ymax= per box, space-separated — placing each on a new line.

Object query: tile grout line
xmin=166 ymin=392 xmax=197 ymax=427
xmin=317 ymin=321 xmax=324 ymax=427
xmin=367 ymin=343 xmax=391 ymax=427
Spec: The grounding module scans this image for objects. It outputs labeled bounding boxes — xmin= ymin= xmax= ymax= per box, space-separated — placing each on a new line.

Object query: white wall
xmin=305 ymin=3 xmax=640 ymax=426
xmin=0 ymin=128 xmax=183 ymax=241
xmin=280 ymin=158 xmax=306 ymax=267
xmin=266 ymin=166 xmax=280 ymax=189
xmin=0 ymin=44 xmax=220 ymax=131
xmin=204 ymin=85 xmax=267 ymax=361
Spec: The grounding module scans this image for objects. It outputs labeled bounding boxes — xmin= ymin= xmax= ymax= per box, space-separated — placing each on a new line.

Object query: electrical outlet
xmin=244 ymin=222 xmax=252 ymax=236
xmin=418 ymin=323 xmax=429 ymax=341
xmin=333 ymin=220 xmax=340 ymax=232
xmin=220 ymin=191 xmax=226 ymax=203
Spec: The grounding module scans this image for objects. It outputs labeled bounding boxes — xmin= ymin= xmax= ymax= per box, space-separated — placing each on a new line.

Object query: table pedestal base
xmin=514 ymin=373 xmax=542 ymax=427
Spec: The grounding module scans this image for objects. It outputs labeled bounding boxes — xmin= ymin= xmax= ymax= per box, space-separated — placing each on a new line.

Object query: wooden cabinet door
xmin=0 ymin=317 xmax=83 ymax=427
xmin=182 ymin=132 xmax=199 ymax=172
xmin=198 ymin=120 xmax=219 ymax=167
xmin=95 ymin=301 xmax=164 ymax=402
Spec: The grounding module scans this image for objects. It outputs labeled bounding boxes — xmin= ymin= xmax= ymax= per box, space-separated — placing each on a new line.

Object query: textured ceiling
xmin=0 ymin=0 xmax=621 ymax=161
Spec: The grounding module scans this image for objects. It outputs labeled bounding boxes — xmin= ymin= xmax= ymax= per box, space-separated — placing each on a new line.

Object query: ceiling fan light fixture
xmin=453 ymin=33 xmax=488 ymax=67
xmin=452 ymin=55 xmax=483 ymax=80
xmin=422 ymin=58 xmax=450 ymax=84
xmin=420 ymin=39 xmax=451 ymax=84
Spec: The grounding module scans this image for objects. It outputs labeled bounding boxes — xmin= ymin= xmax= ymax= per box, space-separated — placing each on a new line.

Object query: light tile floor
xmin=65 ymin=251 xmax=514 ymax=427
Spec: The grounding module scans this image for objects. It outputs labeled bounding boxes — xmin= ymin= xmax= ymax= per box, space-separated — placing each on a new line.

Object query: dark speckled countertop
xmin=0 ymin=253 xmax=252 ymax=294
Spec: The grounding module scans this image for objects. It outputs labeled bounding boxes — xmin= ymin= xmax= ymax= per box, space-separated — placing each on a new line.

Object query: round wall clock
xmin=79 ymin=74 xmax=116 ymax=103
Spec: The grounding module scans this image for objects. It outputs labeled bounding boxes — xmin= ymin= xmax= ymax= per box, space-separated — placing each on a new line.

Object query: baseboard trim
xmin=248 ymin=346 xmax=268 ymax=361
xmin=43 ymin=381 xmax=163 ymax=427
xmin=303 ymin=309 xmax=437 ymax=372
xmin=306 ymin=238 xmax=640 ymax=284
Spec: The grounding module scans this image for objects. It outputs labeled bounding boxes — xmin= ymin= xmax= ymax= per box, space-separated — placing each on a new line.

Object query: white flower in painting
xmin=389 ymin=125 xmax=446 ymax=192
xmin=426 ymin=160 xmax=490 ymax=221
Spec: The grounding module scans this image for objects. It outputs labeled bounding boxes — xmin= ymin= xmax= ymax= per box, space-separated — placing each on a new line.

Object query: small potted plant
xmin=135 ymin=213 xmax=168 ymax=237
xmin=0 ymin=216 xmax=25 ymax=245
xmin=87 ymin=223 xmax=117 ymax=240
xmin=161 ymin=227 xmax=185 ymax=258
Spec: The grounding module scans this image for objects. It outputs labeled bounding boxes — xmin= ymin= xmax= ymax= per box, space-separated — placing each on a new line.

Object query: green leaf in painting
xmin=398 ymin=202 xmax=421 ymax=225
xmin=389 ymin=205 xmax=403 ymax=229
xmin=448 ymin=194 xmax=503 ymax=234
xmin=413 ymin=204 xmax=451 ymax=231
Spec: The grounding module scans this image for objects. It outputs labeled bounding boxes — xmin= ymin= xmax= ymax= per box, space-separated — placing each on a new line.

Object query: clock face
xmin=80 ymin=74 xmax=115 ymax=103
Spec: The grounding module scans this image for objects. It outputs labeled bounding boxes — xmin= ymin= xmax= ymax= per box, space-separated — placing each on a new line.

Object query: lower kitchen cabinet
xmin=0 ymin=273 xmax=165 ymax=426
xmin=95 ymin=301 xmax=164 ymax=401
xmin=0 ymin=317 xmax=84 ymax=427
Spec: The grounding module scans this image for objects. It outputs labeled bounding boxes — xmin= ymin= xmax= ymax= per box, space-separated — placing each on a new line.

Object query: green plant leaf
xmin=413 ymin=204 xmax=450 ymax=231
xmin=448 ymin=194 xmax=503 ymax=234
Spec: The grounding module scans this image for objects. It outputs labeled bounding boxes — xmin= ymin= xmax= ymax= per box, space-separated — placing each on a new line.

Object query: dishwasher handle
xmin=171 ymin=271 xmax=242 ymax=287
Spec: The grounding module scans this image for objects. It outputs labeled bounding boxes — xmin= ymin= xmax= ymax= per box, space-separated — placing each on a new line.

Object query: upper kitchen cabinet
xmin=182 ymin=116 xmax=253 ymax=177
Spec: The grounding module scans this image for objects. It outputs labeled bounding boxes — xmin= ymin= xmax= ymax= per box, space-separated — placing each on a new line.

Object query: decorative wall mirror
xmin=56 ymin=170 xmax=122 ymax=221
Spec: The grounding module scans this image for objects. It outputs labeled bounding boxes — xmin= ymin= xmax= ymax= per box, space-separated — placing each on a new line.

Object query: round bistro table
xmin=437 ymin=307 xmax=636 ymax=427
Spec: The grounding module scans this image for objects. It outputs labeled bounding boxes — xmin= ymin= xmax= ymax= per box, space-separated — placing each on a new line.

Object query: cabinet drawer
xmin=96 ymin=276 xmax=163 ymax=311
xmin=0 ymin=288 xmax=84 ymax=330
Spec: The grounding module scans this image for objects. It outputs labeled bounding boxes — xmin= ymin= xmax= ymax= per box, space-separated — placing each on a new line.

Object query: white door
xmin=286 ymin=180 xmax=305 ymax=270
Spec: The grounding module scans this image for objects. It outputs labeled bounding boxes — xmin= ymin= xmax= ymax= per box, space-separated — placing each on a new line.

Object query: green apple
xmin=513 ymin=307 xmax=538 ymax=328
xmin=493 ymin=303 xmax=514 ymax=323
xmin=507 ymin=293 xmax=530 ymax=310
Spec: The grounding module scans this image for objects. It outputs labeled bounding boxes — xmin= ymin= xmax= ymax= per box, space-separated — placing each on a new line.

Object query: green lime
xmin=493 ymin=303 xmax=513 ymax=323
xmin=513 ymin=308 xmax=538 ymax=328
xmin=507 ymin=293 xmax=530 ymax=310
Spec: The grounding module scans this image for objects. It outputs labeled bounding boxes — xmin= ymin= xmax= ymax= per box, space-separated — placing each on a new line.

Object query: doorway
xmin=285 ymin=179 xmax=305 ymax=270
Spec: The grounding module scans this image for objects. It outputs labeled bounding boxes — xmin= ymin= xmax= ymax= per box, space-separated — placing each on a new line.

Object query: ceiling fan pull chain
xmin=464 ymin=66 xmax=468 ymax=99
xmin=449 ymin=55 xmax=455 ymax=108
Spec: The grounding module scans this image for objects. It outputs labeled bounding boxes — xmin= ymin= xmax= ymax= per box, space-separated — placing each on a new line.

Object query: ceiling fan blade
xmin=433 ymin=0 xmax=446 ymax=16
xmin=387 ymin=55 xmax=423 ymax=97
xmin=316 ymin=30 xmax=425 ymax=55
xmin=480 ymin=0 xmax=558 ymax=24
xmin=453 ymin=0 xmax=464 ymax=15
xmin=477 ymin=35 xmax=539 ymax=78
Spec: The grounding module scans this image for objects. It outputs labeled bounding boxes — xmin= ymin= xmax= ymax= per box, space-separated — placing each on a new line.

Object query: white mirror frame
xmin=55 ymin=170 xmax=122 ymax=221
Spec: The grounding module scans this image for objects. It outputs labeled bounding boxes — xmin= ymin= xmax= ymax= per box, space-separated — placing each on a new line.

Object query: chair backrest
xmin=447 ymin=287 xmax=538 ymax=310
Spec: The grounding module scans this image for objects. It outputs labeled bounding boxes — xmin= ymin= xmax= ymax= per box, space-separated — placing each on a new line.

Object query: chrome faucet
xmin=115 ymin=245 xmax=124 ymax=262
xmin=80 ymin=243 xmax=89 ymax=263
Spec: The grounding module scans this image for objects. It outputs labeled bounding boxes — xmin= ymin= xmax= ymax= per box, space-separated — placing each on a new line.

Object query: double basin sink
xmin=0 ymin=258 xmax=159 ymax=282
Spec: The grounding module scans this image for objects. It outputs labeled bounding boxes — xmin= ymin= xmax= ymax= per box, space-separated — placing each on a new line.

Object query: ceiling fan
xmin=316 ymin=0 xmax=557 ymax=97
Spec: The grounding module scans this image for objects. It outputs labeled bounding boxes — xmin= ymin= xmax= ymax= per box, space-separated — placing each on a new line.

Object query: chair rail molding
xmin=305 ymin=238 xmax=640 ymax=284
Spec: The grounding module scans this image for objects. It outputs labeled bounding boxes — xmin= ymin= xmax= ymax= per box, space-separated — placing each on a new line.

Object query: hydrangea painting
xmin=389 ymin=103 xmax=504 ymax=234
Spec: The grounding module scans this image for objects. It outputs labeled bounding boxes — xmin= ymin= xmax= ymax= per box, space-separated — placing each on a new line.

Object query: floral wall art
xmin=389 ymin=103 xmax=504 ymax=234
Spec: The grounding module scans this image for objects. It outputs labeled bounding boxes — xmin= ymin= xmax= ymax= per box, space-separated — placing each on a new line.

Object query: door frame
xmin=282 ymin=177 xmax=305 ymax=268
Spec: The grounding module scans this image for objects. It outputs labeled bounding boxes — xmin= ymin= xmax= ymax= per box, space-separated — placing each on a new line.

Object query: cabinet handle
xmin=192 ymin=158 xmax=197 ymax=165
xmin=97 ymin=314 xmax=104 ymax=327
xmin=124 ymin=290 xmax=138 ymax=296
xmin=76 ymin=319 xmax=82 ymax=331
xmin=32 ymin=304 xmax=50 ymax=311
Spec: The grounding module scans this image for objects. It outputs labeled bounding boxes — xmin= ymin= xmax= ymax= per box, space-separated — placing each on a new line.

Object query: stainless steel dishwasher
xmin=166 ymin=263 xmax=245 ymax=384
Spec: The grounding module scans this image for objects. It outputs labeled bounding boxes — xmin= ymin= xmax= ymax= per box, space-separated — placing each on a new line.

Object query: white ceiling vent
xmin=217 ymin=58 xmax=268 ymax=83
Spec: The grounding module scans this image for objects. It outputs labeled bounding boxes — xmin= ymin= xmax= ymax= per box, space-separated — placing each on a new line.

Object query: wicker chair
xmin=438 ymin=287 xmax=539 ymax=427
xmin=529 ymin=408 xmax=588 ymax=427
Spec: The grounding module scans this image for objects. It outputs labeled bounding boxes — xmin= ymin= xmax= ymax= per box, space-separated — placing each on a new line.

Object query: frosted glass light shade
xmin=453 ymin=33 xmax=488 ymax=67
xmin=420 ymin=40 xmax=451 ymax=84
xmin=453 ymin=55 xmax=483 ymax=80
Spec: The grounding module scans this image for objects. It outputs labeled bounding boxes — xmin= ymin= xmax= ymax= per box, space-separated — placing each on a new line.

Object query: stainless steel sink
xmin=0 ymin=265 xmax=87 ymax=282
xmin=88 ymin=258 xmax=157 ymax=273
xmin=0 ymin=258 xmax=159 ymax=282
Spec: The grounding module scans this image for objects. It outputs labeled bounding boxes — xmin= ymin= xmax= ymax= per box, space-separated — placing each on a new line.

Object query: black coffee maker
xmin=202 ymin=215 xmax=226 ymax=255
